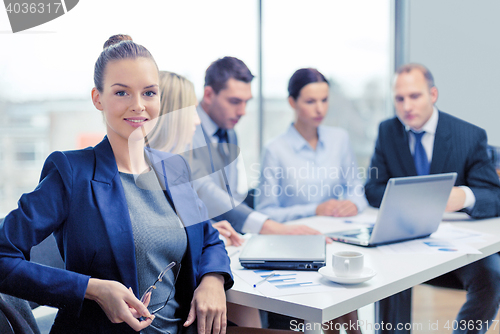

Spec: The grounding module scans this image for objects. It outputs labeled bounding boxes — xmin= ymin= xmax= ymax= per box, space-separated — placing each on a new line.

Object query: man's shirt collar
xmin=197 ymin=103 xmax=219 ymax=138
xmin=404 ymin=106 xmax=439 ymax=135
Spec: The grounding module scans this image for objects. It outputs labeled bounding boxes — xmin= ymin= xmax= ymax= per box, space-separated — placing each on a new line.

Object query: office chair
xmin=0 ymin=296 xmax=38 ymax=334
xmin=487 ymin=145 xmax=500 ymax=179
xmin=29 ymin=234 xmax=63 ymax=332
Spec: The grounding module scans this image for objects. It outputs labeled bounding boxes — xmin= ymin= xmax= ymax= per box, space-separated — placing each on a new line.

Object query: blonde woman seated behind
xmin=147 ymin=71 xmax=261 ymax=328
xmin=148 ymin=71 xmax=244 ymax=247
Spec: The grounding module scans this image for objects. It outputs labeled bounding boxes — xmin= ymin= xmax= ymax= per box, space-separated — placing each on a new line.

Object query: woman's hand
xmin=331 ymin=200 xmax=358 ymax=217
xmin=184 ymin=273 xmax=226 ymax=334
xmin=259 ymin=219 xmax=332 ymax=243
xmin=212 ymin=221 xmax=244 ymax=247
xmin=316 ymin=199 xmax=358 ymax=217
xmin=85 ymin=278 xmax=154 ymax=332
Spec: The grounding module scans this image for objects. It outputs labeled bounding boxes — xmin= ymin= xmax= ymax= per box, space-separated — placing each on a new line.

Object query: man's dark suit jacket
xmin=365 ymin=111 xmax=500 ymax=218
xmin=191 ymin=119 xmax=254 ymax=233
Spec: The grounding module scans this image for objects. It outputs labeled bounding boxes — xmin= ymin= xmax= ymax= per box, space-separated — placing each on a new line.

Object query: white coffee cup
xmin=332 ymin=251 xmax=364 ymax=277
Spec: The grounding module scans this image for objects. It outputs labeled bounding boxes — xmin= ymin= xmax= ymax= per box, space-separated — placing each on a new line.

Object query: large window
xmin=0 ymin=0 xmax=391 ymax=214
xmin=259 ymin=0 xmax=391 ymax=180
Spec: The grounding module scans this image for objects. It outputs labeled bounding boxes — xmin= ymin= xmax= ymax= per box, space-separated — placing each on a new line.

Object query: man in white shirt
xmin=191 ymin=56 xmax=322 ymax=236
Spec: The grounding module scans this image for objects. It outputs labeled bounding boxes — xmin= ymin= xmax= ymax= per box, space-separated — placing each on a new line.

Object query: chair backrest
xmin=0 ymin=219 xmax=56 ymax=333
xmin=487 ymin=145 xmax=500 ymax=179
xmin=0 ymin=297 xmax=36 ymax=334
xmin=30 ymin=234 xmax=64 ymax=270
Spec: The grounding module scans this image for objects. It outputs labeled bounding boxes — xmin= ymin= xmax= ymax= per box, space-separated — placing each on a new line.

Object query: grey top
xmin=120 ymin=170 xmax=187 ymax=334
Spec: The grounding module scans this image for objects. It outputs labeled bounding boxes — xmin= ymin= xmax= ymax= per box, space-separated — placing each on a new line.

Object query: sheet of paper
xmin=377 ymin=238 xmax=482 ymax=254
xmin=341 ymin=209 xmax=378 ymax=226
xmin=233 ymin=269 xmax=345 ymax=297
xmin=376 ymin=224 xmax=495 ymax=254
xmin=431 ymin=223 xmax=486 ymax=243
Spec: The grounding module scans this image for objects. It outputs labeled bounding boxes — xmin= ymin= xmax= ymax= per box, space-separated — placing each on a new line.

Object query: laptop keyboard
xmin=343 ymin=227 xmax=373 ymax=240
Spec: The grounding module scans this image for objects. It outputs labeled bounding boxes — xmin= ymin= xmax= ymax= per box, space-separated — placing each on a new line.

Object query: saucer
xmin=318 ymin=267 xmax=376 ymax=284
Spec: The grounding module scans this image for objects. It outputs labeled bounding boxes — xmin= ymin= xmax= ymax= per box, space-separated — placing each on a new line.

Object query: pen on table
xmin=253 ymin=273 xmax=276 ymax=288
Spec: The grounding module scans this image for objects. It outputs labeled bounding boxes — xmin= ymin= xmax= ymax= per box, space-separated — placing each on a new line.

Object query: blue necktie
xmin=214 ymin=128 xmax=228 ymax=143
xmin=412 ymin=130 xmax=430 ymax=175
xmin=214 ymin=128 xmax=235 ymax=208
xmin=214 ymin=128 xmax=229 ymax=164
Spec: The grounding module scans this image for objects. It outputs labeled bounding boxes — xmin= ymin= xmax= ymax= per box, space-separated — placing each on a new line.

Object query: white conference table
xmin=225 ymin=208 xmax=500 ymax=333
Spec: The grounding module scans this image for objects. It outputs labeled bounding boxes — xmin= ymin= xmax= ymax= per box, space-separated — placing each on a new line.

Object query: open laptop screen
xmin=328 ymin=173 xmax=457 ymax=246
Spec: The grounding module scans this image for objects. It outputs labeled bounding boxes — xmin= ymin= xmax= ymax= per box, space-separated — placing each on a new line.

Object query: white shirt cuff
xmin=241 ymin=211 xmax=268 ymax=234
xmin=459 ymin=186 xmax=476 ymax=210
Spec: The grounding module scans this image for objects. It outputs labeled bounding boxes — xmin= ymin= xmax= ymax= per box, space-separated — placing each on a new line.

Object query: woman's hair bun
xmin=103 ymin=34 xmax=133 ymax=50
xmin=95 ymin=34 xmax=155 ymax=92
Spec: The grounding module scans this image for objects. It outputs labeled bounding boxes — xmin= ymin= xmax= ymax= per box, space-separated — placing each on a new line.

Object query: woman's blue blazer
xmin=0 ymin=136 xmax=233 ymax=333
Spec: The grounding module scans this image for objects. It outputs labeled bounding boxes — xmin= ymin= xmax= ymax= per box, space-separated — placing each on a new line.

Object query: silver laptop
xmin=239 ymin=235 xmax=326 ymax=271
xmin=327 ymin=173 xmax=457 ymax=247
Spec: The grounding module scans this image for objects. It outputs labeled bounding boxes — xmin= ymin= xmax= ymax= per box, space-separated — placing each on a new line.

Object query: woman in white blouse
xmin=256 ymin=68 xmax=366 ymax=334
xmin=256 ymin=68 xmax=367 ymax=223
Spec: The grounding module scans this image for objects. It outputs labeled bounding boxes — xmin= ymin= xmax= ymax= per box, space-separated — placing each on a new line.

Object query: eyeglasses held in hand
xmin=140 ymin=261 xmax=181 ymax=316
